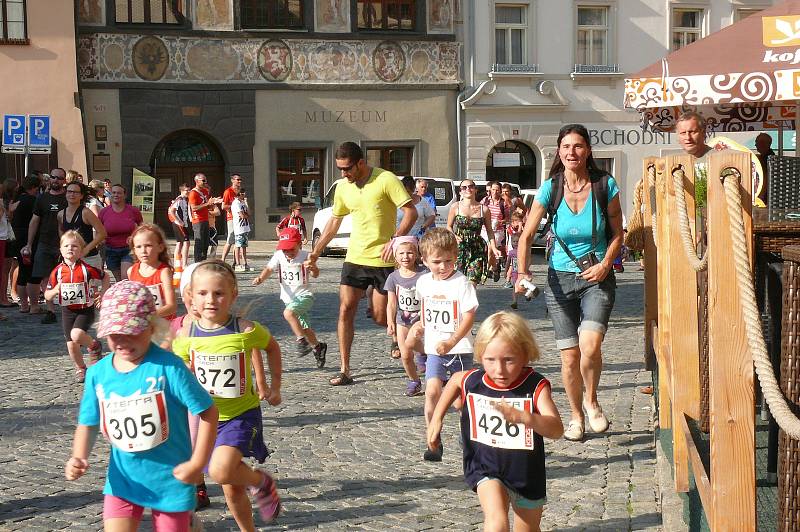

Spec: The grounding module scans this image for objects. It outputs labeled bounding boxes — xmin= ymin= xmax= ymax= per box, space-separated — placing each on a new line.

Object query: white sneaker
xmin=584 ymin=402 xmax=609 ymax=433
xmin=563 ymin=420 xmax=585 ymax=441
xmin=234 ymin=264 xmax=245 ymax=273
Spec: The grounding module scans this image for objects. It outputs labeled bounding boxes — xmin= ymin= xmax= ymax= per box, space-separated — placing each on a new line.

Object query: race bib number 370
xmin=467 ymin=393 xmax=535 ymax=450
xmin=190 ymin=350 xmax=247 ymax=398
xmin=100 ymin=391 xmax=169 ymax=452
xmin=422 ymin=297 xmax=458 ymax=333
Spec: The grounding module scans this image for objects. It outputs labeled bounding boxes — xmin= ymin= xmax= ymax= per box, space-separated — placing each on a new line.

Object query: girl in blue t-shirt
xmin=65 ymin=281 xmax=218 ymax=530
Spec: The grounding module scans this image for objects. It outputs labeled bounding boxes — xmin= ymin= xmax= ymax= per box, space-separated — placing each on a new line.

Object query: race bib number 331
xmin=100 ymin=390 xmax=169 ymax=452
xmin=467 ymin=393 xmax=534 ymax=450
xmin=190 ymin=350 xmax=247 ymax=398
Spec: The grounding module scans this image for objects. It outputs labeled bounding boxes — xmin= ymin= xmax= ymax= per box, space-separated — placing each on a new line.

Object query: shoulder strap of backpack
xmin=591 ymin=172 xmax=612 ymax=242
xmin=537 ymin=174 xmax=563 ymax=236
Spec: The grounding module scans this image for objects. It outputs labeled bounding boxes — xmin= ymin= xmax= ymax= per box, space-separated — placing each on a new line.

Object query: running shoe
xmin=41 ymin=310 xmax=57 ymax=324
xmin=423 ymin=442 xmax=443 ymax=462
xmin=510 ymin=302 xmax=518 ymax=310
xmin=87 ymin=340 xmax=103 ymax=365
xmin=234 ymin=264 xmax=246 ymax=273
xmin=75 ymin=367 xmax=86 ymax=383
xmin=196 ymin=483 xmax=211 ymax=511
xmin=296 ymin=338 xmax=312 ymax=357
xmin=249 ymin=471 xmax=281 ymax=523
xmin=503 ymin=281 xmax=513 ymax=289
xmin=313 ymin=342 xmax=327 ymax=368
xmin=405 ymin=379 xmax=423 ymax=397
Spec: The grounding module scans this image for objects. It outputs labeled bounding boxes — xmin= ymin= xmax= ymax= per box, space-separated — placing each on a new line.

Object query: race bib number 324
xmin=467 ymin=393 xmax=534 ymax=450
xmin=100 ymin=390 xmax=169 ymax=452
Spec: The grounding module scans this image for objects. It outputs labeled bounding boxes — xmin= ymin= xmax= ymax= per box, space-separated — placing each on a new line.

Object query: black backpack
xmin=537 ymin=170 xmax=612 ymax=243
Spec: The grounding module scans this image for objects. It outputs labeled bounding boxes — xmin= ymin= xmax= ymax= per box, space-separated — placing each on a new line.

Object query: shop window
xmin=576 ymin=6 xmax=609 ymax=66
xmin=0 ymin=0 xmax=26 ymax=43
xmin=115 ymin=0 xmax=183 ymax=23
xmin=241 ymin=0 xmax=304 ymax=29
xmin=495 ymin=5 xmax=526 ymax=65
xmin=594 ymin=157 xmax=614 ymax=176
xmin=366 ymin=146 xmax=413 ymax=176
xmin=358 ymin=0 xmax=415 ymax=30
xmin=671 ymin=8 xmax=702 ymax=51
xmin=276 ymin=148 xmax=324 ymax=208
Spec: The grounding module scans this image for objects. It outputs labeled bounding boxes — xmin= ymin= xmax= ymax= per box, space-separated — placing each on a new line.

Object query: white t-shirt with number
xmin=416 ymin=270 xmax=479 ymax=355
xmin=266 ymin=249 xmax=312 ymax=304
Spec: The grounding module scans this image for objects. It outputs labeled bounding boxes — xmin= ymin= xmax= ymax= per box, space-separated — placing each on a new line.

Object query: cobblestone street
xmin=0 ymin=254 xmax=660 ymax=531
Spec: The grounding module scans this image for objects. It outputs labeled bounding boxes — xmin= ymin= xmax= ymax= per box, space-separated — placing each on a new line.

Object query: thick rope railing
xmin=673 ymin=166 xmax=708 ymax=272
xmin=647 ymin=164 xmax=657 ymax=242
xmin=722 ymin=168 xmax=800 ymax=439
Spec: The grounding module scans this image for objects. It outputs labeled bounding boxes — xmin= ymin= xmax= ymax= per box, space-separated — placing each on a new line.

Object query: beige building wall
xmin=82 ymin=89 xmax=123 ymax=182
xmin=0 ymin=0 xmax=85 ymax=174
xmin=254 ymin=89 xmax=455 ymax=238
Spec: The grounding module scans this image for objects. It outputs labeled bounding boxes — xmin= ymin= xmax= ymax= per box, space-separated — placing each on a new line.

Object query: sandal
xmin=329 ymin=372 xmax=354 ymax=386
xmin=390 ymin=341 xmax=401 ymax=359
xmin=583 ymin=402 xmax=610 ymax=433
xmin=564 ymin=420 xmax=585 ymax=441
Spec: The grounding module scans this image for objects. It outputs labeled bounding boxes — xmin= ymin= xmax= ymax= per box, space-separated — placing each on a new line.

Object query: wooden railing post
xmin=654 ymin=159 xmax=672 ymax=431
xmin=707 ymin=151 xmax=755 ymax=531
xmin=642 ymin=157 xmax=659 ymax=373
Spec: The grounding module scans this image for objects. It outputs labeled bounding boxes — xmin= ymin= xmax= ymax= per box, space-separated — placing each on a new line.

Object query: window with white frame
xmin=734 ymin=7 xmax=763 ymax=22
xmin=576 ymin=5 xmax=609 ymax=66
xmin=495 ymin=5 xmax=526 ymax=65
xmin=672 ymin=8 xmax=703 ymax=50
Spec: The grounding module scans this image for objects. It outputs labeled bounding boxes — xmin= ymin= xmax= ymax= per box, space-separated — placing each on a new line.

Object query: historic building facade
xmin=77 ymin=0 xmax=461 ymax=237
xmin=460 ymin=0 xmax=778 ymax=211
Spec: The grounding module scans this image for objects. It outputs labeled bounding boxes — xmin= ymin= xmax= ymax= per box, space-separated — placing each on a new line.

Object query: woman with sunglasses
xmin=447 ymin=180 xmax=500 ymax=285
xmin=58 ymin=182 xmax=107 ymax=270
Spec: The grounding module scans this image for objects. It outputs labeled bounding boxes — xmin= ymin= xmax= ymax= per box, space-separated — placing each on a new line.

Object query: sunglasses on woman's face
xmin=460 ymin=184 xmax=475 ymax=190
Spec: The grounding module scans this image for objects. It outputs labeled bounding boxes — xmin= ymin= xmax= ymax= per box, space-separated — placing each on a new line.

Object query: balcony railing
xmin=572 ymin=64 xmax=620 ymax=74
xmin=490 ymin=63 xmax=540 ymax=74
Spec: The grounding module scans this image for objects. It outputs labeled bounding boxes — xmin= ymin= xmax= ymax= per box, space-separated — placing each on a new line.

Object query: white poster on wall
xmin=492 ymin=153 xmax=520 ymax=168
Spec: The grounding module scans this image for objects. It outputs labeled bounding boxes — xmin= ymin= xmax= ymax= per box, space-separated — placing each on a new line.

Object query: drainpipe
xmin=456 ymin=0 xmax=476 ymax=180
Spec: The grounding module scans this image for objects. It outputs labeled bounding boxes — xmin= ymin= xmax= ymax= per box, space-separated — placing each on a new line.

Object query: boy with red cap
xmin=253 ymin=227 xmax=327 ymax=366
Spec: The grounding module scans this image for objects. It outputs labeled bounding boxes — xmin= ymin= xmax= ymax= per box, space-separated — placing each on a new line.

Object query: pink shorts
xmin=103 ymin=495 xmax=192 ymax=530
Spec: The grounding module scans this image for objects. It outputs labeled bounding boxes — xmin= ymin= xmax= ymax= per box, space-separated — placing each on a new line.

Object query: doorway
xmin=150 ymin=130 xmax=225 ymax=234
xmin=486 ymin=140 xmax=538 ymax=189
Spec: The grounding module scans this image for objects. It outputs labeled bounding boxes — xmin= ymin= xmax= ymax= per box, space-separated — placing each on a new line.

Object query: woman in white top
xmin=397 ymin=176 xmax=436 ymax=238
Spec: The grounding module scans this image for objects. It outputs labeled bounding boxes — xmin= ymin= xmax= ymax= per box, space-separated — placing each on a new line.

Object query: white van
xmin=311 ymin=177 xmax=456 ymax=256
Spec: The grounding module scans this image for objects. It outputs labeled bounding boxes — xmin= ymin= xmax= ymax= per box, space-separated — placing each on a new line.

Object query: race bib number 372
xmin=100 ymin=390 xmax=169 ymax=452
xmin=190 ymin=350 xmax=247 ymax=398
xmin=467 ymin=393 xmax=535 ymax=450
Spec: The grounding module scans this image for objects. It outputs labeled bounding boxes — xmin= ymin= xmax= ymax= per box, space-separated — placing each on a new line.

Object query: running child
xmin=44 ymin=230 xmax=109 ymax=383
xmin=384 ymin=235 xmax=426 ymax=396
xmin=427 ymin=311 xmax=563 ymax=531
xmin=253 ymin=227 xmax=327 ymax=368
xmin=275 ymin=202 xmax=307 ymax=244
xmin=172 ymin=260 xmax=283 ymax=529
xmin=127 ymin=224 xmax=177 ymax=320
xmin=406 ymin=228 xmax=478 ymax=461
xmin=231 ymin=188 xmax=251 ymax=272
xmin=168 ymin=183 xmax=191 ymax=269
xmin=505 ymin=211 xmax=525 ymax=308
xmin=65 ymin=281 xmax=219 ymax=531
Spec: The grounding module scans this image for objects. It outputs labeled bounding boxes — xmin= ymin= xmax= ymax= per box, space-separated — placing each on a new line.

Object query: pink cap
xmin=392 ymin=235 xmax=418 ymax=254
xmin=277 ymin=227 xmax=302 ymax=250
xmin=96 ymin=281 xmax=157 ymax=338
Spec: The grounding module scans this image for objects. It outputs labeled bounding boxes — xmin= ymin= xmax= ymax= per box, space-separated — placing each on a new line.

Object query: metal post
xmin=24 ymin=149 xmax=29 ymax=177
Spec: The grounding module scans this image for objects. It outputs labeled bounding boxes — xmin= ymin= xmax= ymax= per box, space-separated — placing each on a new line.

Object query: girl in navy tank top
xmin=427 ymin=311 xmax=564 ymax=531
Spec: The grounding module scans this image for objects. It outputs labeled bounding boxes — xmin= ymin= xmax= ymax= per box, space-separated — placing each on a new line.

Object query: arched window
xmin=486 ymin=140 xmax=538 ymax=189
xmin=152 ymin=130 xmax=224 ymax=166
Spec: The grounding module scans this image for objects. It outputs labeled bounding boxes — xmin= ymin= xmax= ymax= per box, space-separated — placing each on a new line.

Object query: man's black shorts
xmin=340 ymin=262 xmax=394 ymax=294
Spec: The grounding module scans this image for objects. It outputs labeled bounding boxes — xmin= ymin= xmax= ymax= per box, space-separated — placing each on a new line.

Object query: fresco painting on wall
xmin=78 ymin=0 xmax=104 ymax=24
xmin=194 ymin=0 xmax=233 ymax=30
xmin=315 ymin=0 xmax=350 ymax=32
xmin=428 ymin=0 xmax=453 ymax=33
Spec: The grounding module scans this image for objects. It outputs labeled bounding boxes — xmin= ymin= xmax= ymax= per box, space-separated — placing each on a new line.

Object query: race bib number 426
xmin=467 ymin=393 xmax=534 ymax=450
xmin=100 ymin=390 xmax=169 ymax=452
xmin=190 ymin=350 xmax=247 ymax=398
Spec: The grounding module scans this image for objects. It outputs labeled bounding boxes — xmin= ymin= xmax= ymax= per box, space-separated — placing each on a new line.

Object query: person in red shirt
xmin=188 ymin=173 xmax=222 ymax=263
xmin=275 ymin=202 xmax=307 ymax=244
xmin=220 ymin=174 xmax=243 ymax=266
xmin=44 ymin=230 xmax=109 ymax=383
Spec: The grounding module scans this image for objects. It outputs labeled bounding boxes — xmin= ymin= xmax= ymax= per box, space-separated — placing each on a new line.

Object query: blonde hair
xmin=190 ymin=259 xmax=239 ymax=294
xmin=60 ymin=230 xmax=87 ymax=248
xmin=474 ymin=311 xmax=540 ymax=364
xmin=419 ymin=227 xmax=458 ymax=259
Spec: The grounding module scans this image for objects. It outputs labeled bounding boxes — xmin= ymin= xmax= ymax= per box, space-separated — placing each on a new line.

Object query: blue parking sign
xmin=28 ymin=115 xmax=50 ymax=152
xmin=2 ymin=114 xmax=26 ymax=149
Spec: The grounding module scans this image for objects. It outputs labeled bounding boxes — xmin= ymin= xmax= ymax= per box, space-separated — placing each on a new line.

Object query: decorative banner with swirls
xmin=78 ymin=33 xmax=461 ymax=86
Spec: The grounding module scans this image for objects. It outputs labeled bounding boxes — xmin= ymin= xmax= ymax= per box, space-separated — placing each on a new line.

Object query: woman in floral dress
xmin=447 ymin=179 xmax=500 ymax=284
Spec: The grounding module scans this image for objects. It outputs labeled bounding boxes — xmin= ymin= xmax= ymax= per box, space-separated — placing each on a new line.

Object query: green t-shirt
xmin=172 ymin=322 xmax=271 ymax=421
xmin=332 ymin=167 xmax=411 ymax=267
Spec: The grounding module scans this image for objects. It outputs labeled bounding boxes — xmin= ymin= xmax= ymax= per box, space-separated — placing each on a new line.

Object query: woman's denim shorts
xmin=544 ymin=268 xmax=616 ymax=350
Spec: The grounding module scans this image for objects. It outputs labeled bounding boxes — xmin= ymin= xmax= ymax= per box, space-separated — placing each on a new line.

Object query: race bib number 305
xmin=422 ymin=297 xmax=458 ymax=333
xmin=190 ymin=350 xmax=247 ymax=398
xmin=100 ymin=391 xmax=169 ymax=452
xmin=467 ymin=393 xmax=534 ymax=450
xmin=396 ymin=286 xmax=420 ymax=312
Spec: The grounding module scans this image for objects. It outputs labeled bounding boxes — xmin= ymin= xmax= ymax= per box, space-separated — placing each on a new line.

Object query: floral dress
xmin=453 ymin=206 xmax=488 ymax=284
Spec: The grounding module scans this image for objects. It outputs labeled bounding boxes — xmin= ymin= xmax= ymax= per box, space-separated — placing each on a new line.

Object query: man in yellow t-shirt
xmin=307 ymin=142 xmax=417 ymax=386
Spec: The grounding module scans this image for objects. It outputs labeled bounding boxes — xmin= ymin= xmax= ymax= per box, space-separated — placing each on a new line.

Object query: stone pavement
xmin=0 ymin=253 xmax=661 ymax=531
